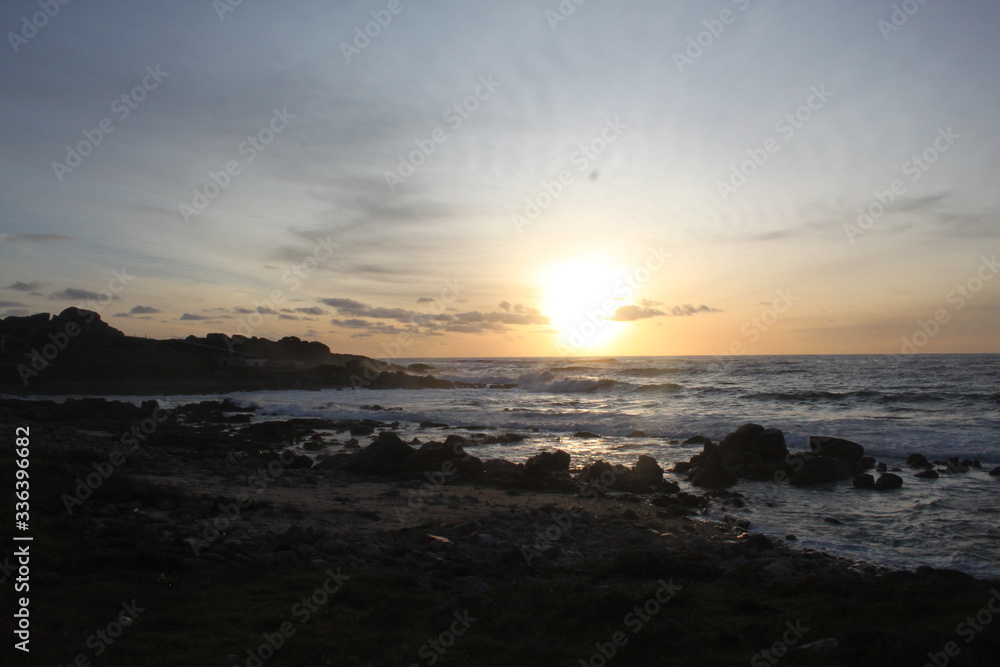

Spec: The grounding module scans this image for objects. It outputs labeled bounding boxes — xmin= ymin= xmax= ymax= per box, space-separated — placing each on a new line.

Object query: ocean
xmin=98 ymin=354 xmax=1000 ymax=579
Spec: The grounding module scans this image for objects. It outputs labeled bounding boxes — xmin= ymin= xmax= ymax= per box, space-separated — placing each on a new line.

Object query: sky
xmin=1 ymin=0 xmax=998 ymax=358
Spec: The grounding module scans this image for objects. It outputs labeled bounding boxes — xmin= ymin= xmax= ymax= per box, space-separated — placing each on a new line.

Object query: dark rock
xmin=683 ymin=435 xmax=712 ymax=445
xmin=691 ymin=461 xmax=737 ymax=489
xmin=718 ymin=424 xmax=787 ymax=466
xmin=574 ymin=431 xmax=601 ymax=439
xmin=990 ymin=467 xmax=1000 ymax=477
xmin=907 ymin=453 xmax=931 ymax=469
xmin=340 ymin=432 xmax=415 ymax=474
xmin=576 ymin=460 xmax=615 ymax=485
xmin=790 ymin=456 xmax=859 ymax=486
xmin=875 ymin=473 xmax=903 ymax=490
xmin=914 ymin=469 xmax=939 ymax=480
xmin=627 ymin=430 xmax=647 ymax=438
xmin=524 ymin=449 xmax=571 ymax=477
xmin=632 ymin=455 xmax=664 ymax=485
xmin=809 ymin=436 xmax=865 ymax=461
xmin=853 ymin=474 xmax=877 ymax=490
xmin=875 ymin=462 xmax=887 ymax=473
xmin=401 ymin=441 xmax=484 ymax=477
xmin=823 ymin=517 xmax=842 ymax=525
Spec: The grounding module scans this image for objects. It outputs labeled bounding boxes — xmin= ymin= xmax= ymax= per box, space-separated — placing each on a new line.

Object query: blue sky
xmin=1 ymin=0 xmax=998 ymax=357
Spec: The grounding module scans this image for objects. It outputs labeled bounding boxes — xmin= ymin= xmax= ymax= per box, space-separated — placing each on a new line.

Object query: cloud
xmin=114 ymin=305 xmax=163 ymax=317
xmin=416 ymin=297 xmax=435 ymax=304
xmin=610 ymin=304 xmax=667 ymax=321
xmin=278 ymin=314 xmax=301 ymax=320
xmin=292 ymin=306 xmax=327 ymax=315
xmin=257 ymin=306 xmax=279 ymax=315
xmin=50 ymin=288 xmax=119 ymax=302
xmin=180 ymin=313 xmax=208 ymax=321
xmin=234 ymin=307 xmax=255 ymax=314
xmin=0 ymin=300 xmax=27 ymax=307
xmin=7 ymin=281 xmax=46 ymax=293
xmin=670 ymin=304 xmax=722 ymax=317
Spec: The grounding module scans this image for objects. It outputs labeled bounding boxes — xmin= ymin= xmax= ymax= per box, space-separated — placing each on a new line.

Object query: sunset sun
xmin=540 ymin=256 xmax=627 ymax=352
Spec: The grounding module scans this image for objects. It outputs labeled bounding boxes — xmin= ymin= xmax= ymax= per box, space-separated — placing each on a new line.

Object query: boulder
xmin=340 ymin=432 xmax=415 ymax=474
xmin=719 ymin=424 xmax=787 ymax=466
xmin=691 ymin=461 xmax=737 ymax=489
xmin=914 ymin=469 xmax=939 ymax=480
xmin=789 ymin=456 xmax=859 ymax=486
xmin=809 ymin=436 xmax=865 ymax=461
xmin=524 ymin=449 xmax=571 ymax=477
xmin=875 ymin=473 xmax=903 ymax=490
xmin=907 ymin=453 xmax=932 ymax=469
xmin=574 ymin=431 xmax=601 ymax=439
xmin=853 ymin=474 xmax=877 ymax=490
xmin=632 ymin=455 xmax=664 ymax=485
xmin=401 ymin=441 xmax=484 ymax=477
xmin=990 ymin=467 xmax=1000 ymax=477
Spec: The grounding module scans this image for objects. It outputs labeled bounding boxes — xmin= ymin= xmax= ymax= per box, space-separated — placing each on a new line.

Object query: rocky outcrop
xmin=340 ymin=432 xmax=415 ymax=474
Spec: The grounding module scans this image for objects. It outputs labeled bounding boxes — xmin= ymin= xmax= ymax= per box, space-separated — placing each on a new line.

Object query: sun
xmin=540 ymin=256 xmax=627 ymax=352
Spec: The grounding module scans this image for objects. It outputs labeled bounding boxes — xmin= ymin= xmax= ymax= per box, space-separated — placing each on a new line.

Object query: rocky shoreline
xmin=4 ymin=396 xmax=1000 ymax=665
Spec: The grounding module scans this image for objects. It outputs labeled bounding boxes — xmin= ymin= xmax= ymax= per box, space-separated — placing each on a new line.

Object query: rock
xmin=990 ymin=467 xmax=1000 ymax=477
xmin=576 ymin=460 xmax=615 ymax=485
xmin=853 ymin=474 xmax=877 ymax=490
xmin=632 ymin=455 xmax=664 ymax=484
xmin=875 ymin=462 xmax=887 ymax=473
xmin=524 ymin=449 xmax=571 ymax=477
xmin=875 ymin=473 xmax=903 ymax=490
xmin=340 ymin=432 xmax=415 ymax=474
xmin=627 ymin=430 xmax=647 ymax=438
xmin=402 ymin=441 xmax=484 ymax=477
xmin=574 ymin=431 xmax=601 ymax=439
xmin=718 ymin=424 xmax=787 ymax=466
xmin=907 ymin=453 xmax=931 ymax=469
xmin=809 ymin=436 xmax=865 ymax=461
xmin=683 ymin=435 xmax=712 ymax=445
xmin=914 ymin=469 xmax=939 ymax=480
xmin=789 ymin=456 xmax=859 ymax=486
xmin=691 ymin=461 xmax=737 ymax=489
xmin=362 ymin=543 xmax=383 ymax=559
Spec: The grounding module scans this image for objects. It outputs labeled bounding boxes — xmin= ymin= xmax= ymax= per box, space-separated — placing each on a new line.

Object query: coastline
xmin=4 ymin=396 xmax=999 ymax=665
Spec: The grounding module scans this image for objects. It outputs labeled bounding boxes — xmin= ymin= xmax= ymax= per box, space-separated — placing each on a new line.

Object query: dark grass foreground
xmin=3 ymin=423 xmax=1000 ymax=665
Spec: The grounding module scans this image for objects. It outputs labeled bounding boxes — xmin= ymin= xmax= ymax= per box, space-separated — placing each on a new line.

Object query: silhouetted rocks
xmin=875 ymin=473 xmax=904 ymax=490
xmin=853 ymin=474 xmax=877 ymax=490
xmin=789 ymin=456 xmax=859 ymax=487
xmin=401 ymin=441 xmax=484 ymax=477
xmin=914 ymin=469 xmax=939 ymax=480
xmin=524 ymin=449 xmax=571 ymax=477
xmin=809 ymin=436 xmax=865 ymax=462
xmin=907 ymin=453 xmax=932 ymax=469
xmin=340 ymin=432 xmax=415 ymax=475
